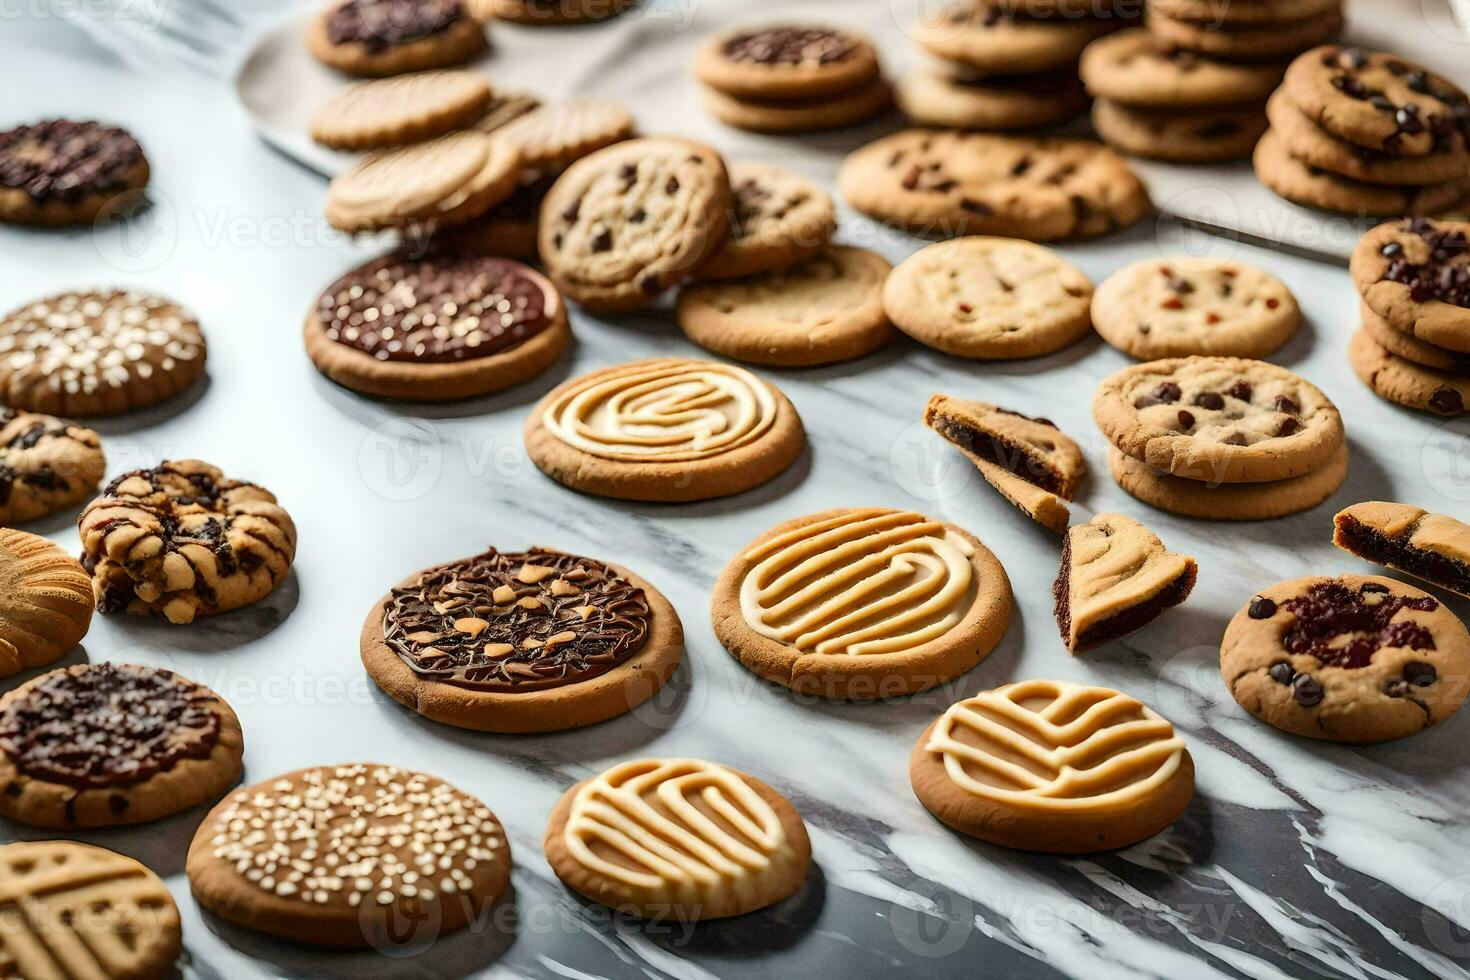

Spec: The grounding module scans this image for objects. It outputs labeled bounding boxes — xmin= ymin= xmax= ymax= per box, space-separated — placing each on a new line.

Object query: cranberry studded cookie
xmin=1093 ymin=356 xmax=1345 ymax=483
xmin=839 ymin=131 xmax=1150 ymax=242
xmin=309 ymin=70 xmax=493 ymax=150
xmin=1351 ymin=218 xmax=1470 ymax=354
xmin=1221 ymin=575 xmax=1470 ymax=742
xmin=362 ymin=547 xmax=683 ymax=733
xmin=0 ymin=841 xmax=181 ymax=977
xmin=712 ymin=508 xmax=1013 ymax=699
xmin=308 ymin=0 xmax=488 ymax=77
xmin=305 ymin=250 xmax=569 ymax=401
xmin=1092 ymin=258 xmax=1302 ymax=360
xmin=0 ymin=408 xmax=105 ymax=524
xmin=326 ymin=130 xmax=521 ymax=232
xmin=1334 ymin=501 xmax=1470 ymax=598
xmin=544 ymin=758 xmax=811 ymax=920
xmin=0 ymin=529 xmax=92 ymax=679
xmin=0 ymin=290 xmax=206 ymax=417
xmin=0 ymin=119 xmax=149 ymax=226
xmin=677 ymin=247 xmax=895 ymax=367
xmin=697 ymin=163 xmax=837 ymax=282
xmin=924 ymin=394 xmax=1085 ymax=533
xmin=188 ymin=764 xmax=511 ymax=947
xmin=1053 ymin=513 xmax=1197 ymax=654
xmin=0 ymin=663 xmax=242 ymax=828
xmin=539 ymin=138 xmax=732 ymax=311
xmin=526 ymin=358 xmax=805 ymax=502
xmin=883 ymin=237 xmax=1094 ymax=360
xmin=910 ymin=679 xmax=1195 ymax=852
xmin=78 ymin=460 xmax=297 ymax=624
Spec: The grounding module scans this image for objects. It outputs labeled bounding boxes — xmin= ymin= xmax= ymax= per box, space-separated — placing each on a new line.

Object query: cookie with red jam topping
xmin=1351 ymin=218 xmax=1470 ymax=354
xmin=0 ymin=119 xmax=148 ymax=227
xmin=304 ymin=250 xmax=569 ymax=400
xmin=1221 ymin=574 xmax=1470 ymax=742
xmin=693 ymin=24 xmax=880 ymax=102
xmin=307 ymin=0 xmax=488 ymax=77
xmin=0 ymin=663 xmax=242 ymax=828
xmin=361 ymin=547 xmax=683 ymax=733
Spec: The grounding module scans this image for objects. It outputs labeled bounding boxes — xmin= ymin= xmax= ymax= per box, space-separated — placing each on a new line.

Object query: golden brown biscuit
xmin=0 ymin=529 xmax=92 ymax=679
xmin=310 ymin=70 xmax=493 ymax=150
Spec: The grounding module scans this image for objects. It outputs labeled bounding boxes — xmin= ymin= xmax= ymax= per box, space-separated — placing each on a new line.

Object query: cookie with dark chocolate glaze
xmin=693 ymin=24 xmax=880 ymax=101
xmin=0 ymin=119 xmax=149 ymax=226
xmin=307 ymin=0 xmax=488 ymax=77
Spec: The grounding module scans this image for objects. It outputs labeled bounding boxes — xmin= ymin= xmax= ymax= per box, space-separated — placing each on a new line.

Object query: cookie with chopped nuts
xmin=307 ymin=0 xmax=488 ymax=77
xmin=693 ymin=24 xmax=880 ymax=102
xmin=0 ymin=662 xmax=243 ymax=829
xmin=0 ymin=119 xmax=149 ymax=227
xmin=0 ymin=290 xmax=206 ymax=417
xmin=1093 ymin=356 xmax=1345 ymax=483
xmin=1349 ymin=327 xmax=1470 ymax=416
xmin=1092 ymin=258 xmax=1301 ymax=360
xmin=361 ymin=547 xmax=684 ymax=733
xmin=187 ymin=763 xmax=511 ymax=947
xmin=305 ymin=249 xmax=569 ymax=401
xmin=0 ymin=409 xmax=105 ymax=525
xmin=78 ymin=460 xmax=297 ymax=625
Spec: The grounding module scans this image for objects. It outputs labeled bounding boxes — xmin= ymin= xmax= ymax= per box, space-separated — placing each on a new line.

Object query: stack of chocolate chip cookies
xmin=692 ymin=24 xmax=891 ymax=133
xmin=1084 ymin=0 xmax=1344 ymax=163
xmin=1255 ymin=46 xmax=1470 ymax=216
xmin=1094 ymin=356 xmax=1349 ymax=520
xmin=1348 ymin=218 xmax=1470 ymax=416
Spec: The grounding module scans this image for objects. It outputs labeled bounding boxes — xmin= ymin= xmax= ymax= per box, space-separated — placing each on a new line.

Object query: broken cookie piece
xmin=1053 ymin=513 xmax=1197 ymax=654
xmin=924 ymin=393 xmax=1085 ymax=533
xmin=1333 ymin=501 xmax=1470 ymax=599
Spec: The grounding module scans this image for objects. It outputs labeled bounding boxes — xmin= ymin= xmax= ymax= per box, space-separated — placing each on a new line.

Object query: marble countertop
xmin=3 ymin=2 xmax=1470 ymax=978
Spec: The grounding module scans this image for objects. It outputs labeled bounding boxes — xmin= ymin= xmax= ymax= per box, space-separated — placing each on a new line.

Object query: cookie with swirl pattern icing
xmin=525 ymin=357 xmax=805 ymax=502
xmin=712 ymin=507 xmax=1012 ymax=699
xmin=361 ymin=547 xmax=683 ymax=733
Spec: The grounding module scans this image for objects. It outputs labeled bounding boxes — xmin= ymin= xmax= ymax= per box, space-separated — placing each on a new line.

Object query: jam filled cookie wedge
xmin=1334 ymin=502 xmax=1470 ymax=598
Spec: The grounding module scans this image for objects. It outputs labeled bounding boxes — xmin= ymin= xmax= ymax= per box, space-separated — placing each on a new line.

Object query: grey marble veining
xmin=3 ymin=2 xmax=1470 ymax=979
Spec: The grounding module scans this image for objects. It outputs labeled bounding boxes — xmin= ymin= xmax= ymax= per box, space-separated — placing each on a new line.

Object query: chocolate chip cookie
xmin=1265 ymin=90 xmax=1470 ymax=186
xmin=1080 ymin=29 xmax=1286 ymax=109
xmin=361 ymin=547 xmax=684 ymax=733
xmin=678 ymin=247 xmax=893 ymax=367
xmin=1349 ymin=327 xmax=1470 ymax=416
xmin=0 ymin=663 xmax=243 ymax=828
xmin=1253 ymin=129 xmax=1469 ymax=216
xmin=1360 ymin=301 xmax=1470 ymax=372
xmin=1108 ymin=442 xmax=1349 ymax=520
xmin=1093 ymin=356 xmax=1345 ymax=483
xmin=0 ymin=119 xmax=149 ymax=226
xmin=0 ymin=529 xmax=92 ymax=679
xmin=0 ymin=290 xmax=207 ymax=417
xmin=0 ymin=409 xmax=105 ymax=525
xmin=539 ymin=138 xmax=732 ymax=311
xmin=883 ymin=237 xmax=1094 ymax=358
xmin=693 ymin=24 xmax=880 ymax=102
xmin=1283 ymin=45 xmax=1470 ymax=157
xmin=79 ymin=460 xmax=298 ymax=624
xmin=1221 ymin=575 xmax=1470 ymax=742
xmin=310 ymin=70 xmax=493 ymax=150
xmin=1148 ymin=8 xmax=1342 ymax=61
xmin=304 ymin=249 xmax=569 ymax=401
xmin=839 ymin=130 xmax=1151 ymax=241
xmin=1350 ymin=217 xmax=1470 ymax=353
xmin=1335 ymin=501 xmax=1470 ymax=599
xmin=1092 ymin=100 xmax=1268 ymax=163
xmin=307 ymin=0 xmax=488 ymax=77
xmin=698 ymin=163 xmax=836 ymax=281
xmin=1092 ymin=257 xmax=1301 ymax=359
xmin=896 ymin=65 xmax=1087 ymax=131
xmin=1149 ymin=0 xmax=1340 ymax=24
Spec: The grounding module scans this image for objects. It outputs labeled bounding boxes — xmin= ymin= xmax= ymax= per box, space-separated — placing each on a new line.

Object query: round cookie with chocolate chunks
xmin=0 ymin=119 xmax=149 ymax=226
xmin=839 ymin=130 xmax=1151 ymax=242
xmin=913 ymin=7 xmax=1116 ymax=75
xmin=526 ymin=357 xmax=805 ymax=501
xmin=1266 ymin=91 xmax=1470 ymax=187
xmin=697 ymin=163 xmax=836 ymax=281
xmin=307 ymin=0 xmax=487 ymax=77
xmin=539 ymin=138 xmax=732 ymax=311
xmin=1282 ymin=45 xmax=1470 ymax=157
xmin=1351 ymin=218 xmax=1470 ymax=353
xmin=1080 ymin=29 xmax=1287 ymax=109
xmin=0 ymin=408 xmax=105 ymax=525
xmin=188 ymin=763 xmax=511 ymax=948
xmin=0 ymin=529 xmax=92 ymax=679
xmin=1092 ymin=100 xmax=1267 ymax=164
xmin=79 ymin=460 xmax=297 ymax=625
xmin=678 ymin=247 xmax=895 ymax=367
xmin=310 ymin=70 xmax=493 ymax=150
xmin=305 ymin=250 xmax=569 ymax=401
xmin=1349 ymin=327 xmax=1470 ymax=416
xmin=712 ymin=508 xmax=1013 ymax=700
xmin=1092 ymin=257 xmax=1301 ymax=360
xmin=897 ymin=65 xmax=1087 ymax=132
xmin=0 ymin=662 xmax=242 ymax=829
xmin=1093 ymin=356 xmax=1345 ymax=483
xmin=1361 ymin=301 xmax=1470 ymax=373
xmin=1253 ymin=129 xmax=1470 ymax=217
xmin=693 ymin=24 xmax=880 ymax=102
xmin=1221 ymin=574 xmax=1470 ymax=742
xmin=361 ymin=547 xmax=683 ymax=733
xmin=0 ymin=290 xmax=206 ymax=417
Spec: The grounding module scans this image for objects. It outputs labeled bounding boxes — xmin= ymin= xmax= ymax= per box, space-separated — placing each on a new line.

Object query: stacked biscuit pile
xmin=899 ymin=1 xmax=1132 ymax=132
xmin=1256 ymin=46 xmax=1470 ymax=216
xmin=693 ymin=25 xmax=890 ymax=133
xmin=1083 ymin=0 xmax=1344 ymax=163
xmin=1348 ymin=218 xmax=1470 ymax=417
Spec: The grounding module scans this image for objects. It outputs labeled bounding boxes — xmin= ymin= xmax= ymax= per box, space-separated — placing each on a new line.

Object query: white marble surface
xmin=3 ymin=2 xmax=1470 ymax=979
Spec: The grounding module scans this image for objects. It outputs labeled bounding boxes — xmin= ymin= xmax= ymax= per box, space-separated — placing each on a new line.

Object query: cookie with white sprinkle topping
xmin=187 ymin=763 xmax=511 ymax=947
